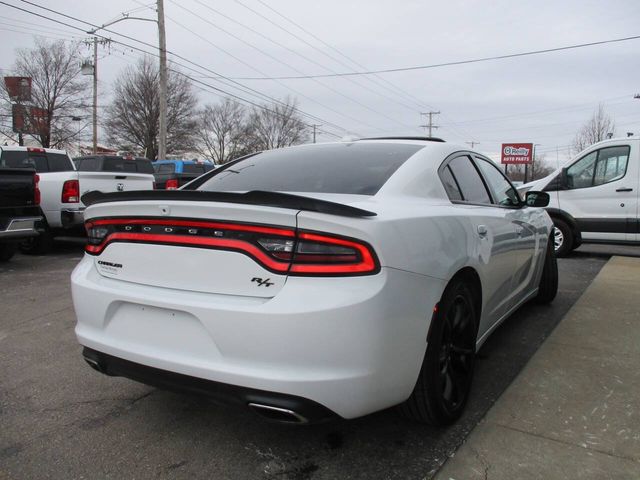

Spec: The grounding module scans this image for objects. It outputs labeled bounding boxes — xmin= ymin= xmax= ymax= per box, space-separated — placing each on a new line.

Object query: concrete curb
xmin=435 ymin=256 xmax=640 ymax=480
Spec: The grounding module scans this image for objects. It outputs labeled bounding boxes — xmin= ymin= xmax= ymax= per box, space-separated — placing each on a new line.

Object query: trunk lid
xmin=84 ymin=200 xmax=298 ymax=298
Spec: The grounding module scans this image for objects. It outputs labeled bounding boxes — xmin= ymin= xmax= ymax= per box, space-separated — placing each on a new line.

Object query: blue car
xmin=152 ymin=160 xmax=216 ymax=189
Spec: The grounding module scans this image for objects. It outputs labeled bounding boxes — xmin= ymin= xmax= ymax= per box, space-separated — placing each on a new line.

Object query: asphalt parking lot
xmin=1 ymin=240 xmax=637 ymax=480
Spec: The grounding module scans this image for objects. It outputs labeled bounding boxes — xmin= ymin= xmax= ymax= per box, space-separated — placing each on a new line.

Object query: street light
xmin=87 ymin=2 xmax=167 ymax=160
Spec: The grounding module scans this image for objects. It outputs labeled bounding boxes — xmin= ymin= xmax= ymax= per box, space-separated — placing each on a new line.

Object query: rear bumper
xmin=61 ymin=208 xmax=85 ymax=228
xmin=72 ymin=256 xmax=446 ymax=419
xmin=0 ymin=216 xmax=41 ymax=240
xmin=82 ymin=346 xmax=336 ymax=423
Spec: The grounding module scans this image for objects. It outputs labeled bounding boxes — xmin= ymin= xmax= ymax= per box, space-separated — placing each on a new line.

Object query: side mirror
xmin=525 ymin=191 xmax=550 ymax=208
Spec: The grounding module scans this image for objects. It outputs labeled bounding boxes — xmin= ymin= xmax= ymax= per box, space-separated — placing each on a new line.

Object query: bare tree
xmin=196 ymin=98 xmax=246 ymax=164
xmin=0 ymin=38 xmax=90 ymax=148
xmin=506 ymin=154 xmax=554 ymax=182
xmin=572 ymin=104 xmax=615 ymax=153
xmin=245 ymin=97 xmax=308 ymax=151
xmin=104 ymin=57 xmax=198 ymax=159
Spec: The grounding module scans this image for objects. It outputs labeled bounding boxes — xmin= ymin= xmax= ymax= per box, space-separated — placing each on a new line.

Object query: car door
xmin=443 ymin=155 xmax=519 ymax=334
xmin=475 ymin=156 xmax=542 ymax=302
xmin=560 ymin=144 xmax=637 ymax=242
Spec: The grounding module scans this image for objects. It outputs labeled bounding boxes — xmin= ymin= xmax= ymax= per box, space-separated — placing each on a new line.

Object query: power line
xmin=247 ymin=0 xmax=480 ymax=143
xmin=162 ymin=4 xmax=372 ymax=135
xmin=178 ymin=0 xmax=403 ymax=132
xmin=229 ymin=33 xmax=640 ymax=80
xmin=5 ymin=0 xmax=353 ymax=139
xmin=231 ymin=0 xmax=426 ymax=123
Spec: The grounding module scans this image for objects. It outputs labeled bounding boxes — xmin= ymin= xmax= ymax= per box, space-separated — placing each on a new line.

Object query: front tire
xmin=399 ymin=279 xmax=477 ymax=426
xmin=552 ymin=218 xmax=573 ymax=257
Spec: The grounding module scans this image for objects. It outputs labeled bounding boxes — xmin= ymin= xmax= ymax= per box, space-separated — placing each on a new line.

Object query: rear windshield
xmin=0 ymin=150 xmax=73 ymax=173
xmin=196 ymin=143 xmax=422 ymax=195
xmin=183 ymin=163 xmax=206 ymax=174
xmin=154 ymin=163 xmax=175 ymax=173
xmin=75 ymin=156 xmax=154 ymax=173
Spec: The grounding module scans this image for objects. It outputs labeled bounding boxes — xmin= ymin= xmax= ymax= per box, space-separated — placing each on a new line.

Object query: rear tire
xmin=399 ymin=279 xmax=477 ymax=426
xmin=0 ymin=242 xmax=17 ymax=262
xmin=535 ymin=236 xmax=558 ymax=304
xmin=20 ymin=227 xmax=54 ymax=255
xmin=552 ymin=218 xmax=573 ymax=257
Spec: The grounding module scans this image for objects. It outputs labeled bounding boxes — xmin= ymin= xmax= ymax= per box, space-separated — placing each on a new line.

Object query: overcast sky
xmin=1 ymin=0 xmax=639 ymax=165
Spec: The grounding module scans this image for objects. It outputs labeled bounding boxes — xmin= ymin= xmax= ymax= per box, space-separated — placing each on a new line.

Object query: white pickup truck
xmin=0 ymin=146 xmax=154 ymax=253
xmin=520 ymin=136 xmax=639 ymax=256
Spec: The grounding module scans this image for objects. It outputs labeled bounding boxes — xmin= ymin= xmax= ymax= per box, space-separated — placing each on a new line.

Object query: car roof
xmin=0 ymin=146 xmax=68 ymax=154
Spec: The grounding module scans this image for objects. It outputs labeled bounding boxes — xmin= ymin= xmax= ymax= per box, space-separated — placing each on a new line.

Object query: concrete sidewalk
xmin=436 ymin=256 xmax=640 ymax=480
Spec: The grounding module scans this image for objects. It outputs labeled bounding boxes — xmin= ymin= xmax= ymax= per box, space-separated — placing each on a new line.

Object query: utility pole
xmin=92 ymin=38 xmax=98 ymax=154
xmin=311 ymin=124 xmax=322 ymax=143
xmin=81 ymin=37 xmax=110 ymax=154
xmin=157 ymin=0 xmax=168 ymax=160
xmin=466 ymin=141 xmax=480 ymax=148
xmin=420 ymin=111 xmax=440 ymax=137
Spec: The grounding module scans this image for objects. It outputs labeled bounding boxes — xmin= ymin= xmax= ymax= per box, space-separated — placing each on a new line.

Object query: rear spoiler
xmin=81 ymin=190 xmax=377 ymax=218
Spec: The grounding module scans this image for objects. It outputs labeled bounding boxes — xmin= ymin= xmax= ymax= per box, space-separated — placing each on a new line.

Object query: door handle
xmin=477 ymin=225 xmax=488 ymax=237
xmin=616 ymin=187 xmax=633 ymax=192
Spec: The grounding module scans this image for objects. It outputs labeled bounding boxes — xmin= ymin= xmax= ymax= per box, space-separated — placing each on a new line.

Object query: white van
xmin=520 ymin=137 xmax=638 ymax=256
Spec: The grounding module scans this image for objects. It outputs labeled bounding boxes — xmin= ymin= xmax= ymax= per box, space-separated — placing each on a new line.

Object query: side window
xmin=476 ymin=158 xmax=521 ymax=207
xmin=593 ymin=146 xmax=629 ymax=185
xmin=76 ymin=158 xmax=100 ymax=171
xmin=440 ymin=165 xmax=463 ymax=200
xmin=567 ymin=146 xmax=629 ymax=189
xmin=446 ymin=155 xmax=491 ymax=204
xmin=155 ymin=164 xmax=175 ymax=174
xmin=46 ymin=153 xmax=74 ymax=172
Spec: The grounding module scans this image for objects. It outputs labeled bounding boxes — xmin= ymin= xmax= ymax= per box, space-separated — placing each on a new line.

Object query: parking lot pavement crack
xmin=469 ymin=445 xmax=490 ymax=480
xmin=13 ymin=305 xmax=75 ymax=328
xmin=492 ymin=422 xmax=640 ymax=463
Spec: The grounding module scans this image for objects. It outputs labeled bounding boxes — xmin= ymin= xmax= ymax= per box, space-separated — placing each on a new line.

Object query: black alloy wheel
xmin=399 ymin=279 xmax=478 ymax=425
xmin=438 ymin=291 xmax=476 ymax=415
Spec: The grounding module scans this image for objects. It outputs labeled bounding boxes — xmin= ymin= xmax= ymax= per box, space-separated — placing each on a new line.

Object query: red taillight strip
xmin=89 ymin=218 xmax=295 ymax=237
xmin=85 ymin=218 xmax=380 ymax=276
xmin=85 ymin=233 xmax=291 ymax=272
xmin=290 ymin=232 xmax=376 ymax=274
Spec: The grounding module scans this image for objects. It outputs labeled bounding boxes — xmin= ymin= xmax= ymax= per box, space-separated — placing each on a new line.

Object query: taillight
xmin=34 ymin=174 xmax=41 ymax=205
xmin=84 ymin=218 xmax=379 ymax=276
xmin=166 ymin=179 xmax=178 ymax=190
xmin=61 ymin=179 xmax=79 ymax=203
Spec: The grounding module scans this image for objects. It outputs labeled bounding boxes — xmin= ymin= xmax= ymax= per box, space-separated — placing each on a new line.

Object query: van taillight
xmin=34 ymin=174 xmax=41 ymax=205
xmin=166 ymin=179 xmax=178 ymax=190
xmin=61 ymin=179 xmax=79 ymax=203
xmin=84 ymin=218 xmax=380 ymax=276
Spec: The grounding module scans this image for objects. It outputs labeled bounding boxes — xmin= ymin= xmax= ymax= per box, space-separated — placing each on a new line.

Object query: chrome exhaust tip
xmin=248 ymin=403 xmax=309 ymax=424
xmin=84 ymin=356 xmax=105 ymax=374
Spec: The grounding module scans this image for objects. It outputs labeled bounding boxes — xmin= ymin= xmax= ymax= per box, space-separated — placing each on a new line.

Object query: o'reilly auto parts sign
xmin=501 ymin=143 xmax=533 ymax=164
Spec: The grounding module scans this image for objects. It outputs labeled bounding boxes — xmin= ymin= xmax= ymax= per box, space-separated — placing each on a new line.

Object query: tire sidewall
xmin=423 ymin=280 xmax=477 ymax=424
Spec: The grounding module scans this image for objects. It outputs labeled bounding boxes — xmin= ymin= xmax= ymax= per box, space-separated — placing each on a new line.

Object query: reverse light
xmin=61 ymin=179 xmax=79 ymax=203
xmin=84 ymin=218 xmax=379 ymax=276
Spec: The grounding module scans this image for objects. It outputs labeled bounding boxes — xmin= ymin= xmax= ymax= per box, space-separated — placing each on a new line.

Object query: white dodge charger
xmin=71 ymin=137 xmax=557 ymax=425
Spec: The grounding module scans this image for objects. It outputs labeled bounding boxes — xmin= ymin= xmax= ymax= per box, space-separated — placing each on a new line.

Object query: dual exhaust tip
xmin=248 ymin=403 xmax=309 ymax=424
xmin=84 ymin=356 xmax=308 ymax=424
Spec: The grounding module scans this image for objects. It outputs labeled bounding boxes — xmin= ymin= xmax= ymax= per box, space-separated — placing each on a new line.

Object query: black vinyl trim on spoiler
xmin=81 ymin=189 xmax=377 ymax=218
